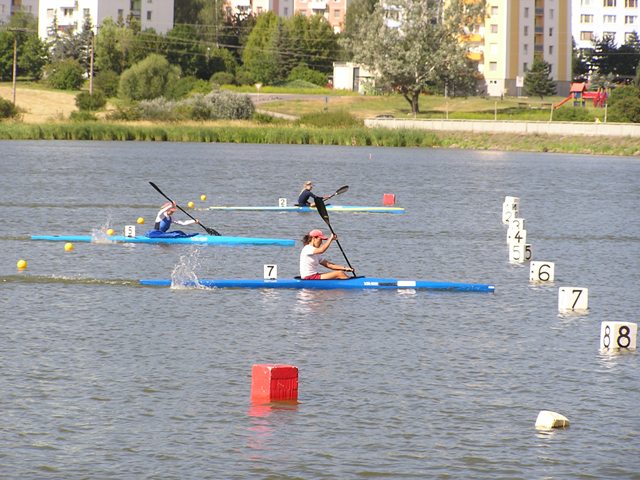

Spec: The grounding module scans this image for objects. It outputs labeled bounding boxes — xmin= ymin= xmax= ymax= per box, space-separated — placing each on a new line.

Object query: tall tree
xmin=342 ymin=0 xmax=467 ymax=113
xmin=523 ymin=58 xmax=557 ymax=99
xmin=241 ymin=12 xmax=284 ymax=84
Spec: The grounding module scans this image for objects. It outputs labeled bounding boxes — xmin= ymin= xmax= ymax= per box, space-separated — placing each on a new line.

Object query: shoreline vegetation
xmin=1 ymin=121 xmax=639 ymax=156
xmin=1 ymin=83 xmax=639 ymax=156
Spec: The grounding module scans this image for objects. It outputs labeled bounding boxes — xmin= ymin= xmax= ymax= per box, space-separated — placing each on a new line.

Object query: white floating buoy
xmin=264 ymin=264 xmax=278 ymax=280
xmin=124 ymin=225 xmax=136 ymax=238
xmin=535 ymin=410 xmax=570 ymax=430
xmin=278 ymin=198 xmax=287 ymax=207
xmin=510 ymin=217 xmax=526 ymax=231
xmin=600 ymin=322 xmax=637 ymax=351
xmin=558 ymin=287 xmax=589 ymax=311
xmin=502 ymin=196 xmax=520 ymax=224
xmin=507 ymin=227 xmax=527 ymax=246
xmin=530 ymin=261 xmax=554 ymax=282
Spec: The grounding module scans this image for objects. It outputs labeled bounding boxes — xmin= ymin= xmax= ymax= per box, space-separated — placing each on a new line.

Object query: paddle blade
xmin=315 ymin=198 xmax=330 ymax=225
xmin=335 ymin=185 xmax=349 ymax=196
xmin=205 ymin=226 xmax=221 ymax=236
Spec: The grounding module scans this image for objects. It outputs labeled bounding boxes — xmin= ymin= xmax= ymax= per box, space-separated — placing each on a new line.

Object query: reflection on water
xmin=247 ymin=402 xmax=299 ymax=456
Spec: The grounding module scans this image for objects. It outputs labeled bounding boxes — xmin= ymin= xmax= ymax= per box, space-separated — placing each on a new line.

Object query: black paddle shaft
xmin=315 ymin=198 xmax=356 ymax=276
xmin=149 ymin=182 xmax=221 ymax=236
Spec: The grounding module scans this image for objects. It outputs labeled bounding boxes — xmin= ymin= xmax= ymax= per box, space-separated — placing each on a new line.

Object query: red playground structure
xmin=553 ymin=82 xmax=608 ymax=109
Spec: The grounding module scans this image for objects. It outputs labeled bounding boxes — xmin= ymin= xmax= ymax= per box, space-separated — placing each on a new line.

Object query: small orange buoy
xmin=187 ymin=201 xmax=195 ymax=208
xmin=17 ymin=259 xmax=27 ymax=270
xmin=200 ymin=194 xmax=207 ymax=201
xmin=64 ymin=242 xmax=74 ymax=252
xmin=137 ymin=217 xmax=145 ymax=224
xmin=383 ymin=193 xmax=396 ymax=206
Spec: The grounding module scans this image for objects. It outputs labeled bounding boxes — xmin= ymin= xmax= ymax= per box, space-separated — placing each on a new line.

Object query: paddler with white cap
xmin=299 ymin=229 xmax=353 ymax=280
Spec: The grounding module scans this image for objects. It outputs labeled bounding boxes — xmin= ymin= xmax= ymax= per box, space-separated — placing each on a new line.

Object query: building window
xmin=603 ymin=0 xmax=616 ymax=6
xmin=626 ymin=32 xmax=637 ymax=42
xmin=524 ymin=7 xmax=529 ymax=18
xmin=83 ymin=8 xmax=90 ymax=16
xmin=549 ymin=27 xmax=553 ymax=36
xmin=118 ymin=9 xmax=124 ymax=21
xmin=524 ymin=25 xmax=529 ymax=36
xmin=523 ymin=62 xmax=528 ymax=71
xmin=549 ymin=9 xmax=554 ymax=20
xmin=603 ymin=15 xmax=616 ymax=23
xmin=626 ymin=0 xmax=638 ymax=6
xmin=257 ymin=6 xmax=263 ymax=13
xmin=580 ymin=31 xmax=594 ymax=40
xmin=334 ymin=9 xmax=340 ymax=17
xmin=582 ymin=0 xmax=591 ymax=4
xmin=62 ymin=7 xmax=73 ymax=16
xmin=581 ymin=14 xmax=594 ymax=23
xmin=491 ymin=24 xmax=498 ymax=33
xmin=523 ymin=43 xmax=528 ymax=53
xmin=147 ymin=10 xmax=152 ymax=20
xmin=491 ymin=6 xmax=498 ymax=15
xmin=549 ymin=45 xmax=554 ymax=54
xmin=284 ymin=6 xmax=288 ymax=14
xmin=625 ymin=15 xmax=636 ymax=23
xmin=603 ymin=31 xmax=616 ymax=40
xmin=299 ymin=9 xmax=306 ymax=14
xmin=489 ymin=62 xmax=497 ymax=71
xmin=148 ymin=0 xmax=152 ymax=3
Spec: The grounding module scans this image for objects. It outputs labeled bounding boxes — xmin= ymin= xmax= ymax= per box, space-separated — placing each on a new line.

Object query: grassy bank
xmin=0 ymin=121 xmax=638 ymax=156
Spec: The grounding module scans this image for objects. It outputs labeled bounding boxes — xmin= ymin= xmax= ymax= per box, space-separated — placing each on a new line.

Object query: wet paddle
xmin=324 ymin=185 xmax=349 ymax=201
xmin=149 ymin=181 xmax=221 ymax=236
xmin=315 ymin=197 xmax=356 ymax=277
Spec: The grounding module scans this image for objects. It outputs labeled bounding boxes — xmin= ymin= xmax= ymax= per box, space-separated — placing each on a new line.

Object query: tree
xmin=342 ymin=0 xmax=467 ymax=113
xmin=0 ymin=28 xmax=48 ymax=81
xmin=241 ymin=12 xmax=285 ymax=84
xmin=523 ymin=58 xmax=556 ymax=99
xmin=119 ymin=53 xmax=181 ymax=100
xmin=607 ymin=85 xmax=640 ymax=122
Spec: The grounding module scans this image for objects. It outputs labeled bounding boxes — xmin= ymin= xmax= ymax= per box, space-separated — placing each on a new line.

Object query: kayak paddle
xmin=324 ymin=185 xmax=349 ymax=201
xmin=149 ymin=181 xmax=221 ymax=236
xmin=315 ymin=197 xmax=356 ymax=277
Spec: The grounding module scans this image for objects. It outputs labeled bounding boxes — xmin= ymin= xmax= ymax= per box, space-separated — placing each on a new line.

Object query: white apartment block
xmin=38 ymin=0 xmax=174 ymax=40
xmin=573 ymin=0 xmax=640 ymax=50
xmin=0 ymin=0 xmax=38 ymax=24
xmin=483 ymin=0 xmax=572 ymax=97
xmin=225 ymin=0 xmax=294 ymax=18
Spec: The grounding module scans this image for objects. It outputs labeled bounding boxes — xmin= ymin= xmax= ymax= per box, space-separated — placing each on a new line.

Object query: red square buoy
xmin=383 ymin=193 xmax=396 ymax=206
xmin=251 ymin=364 xmax=298 ymax=403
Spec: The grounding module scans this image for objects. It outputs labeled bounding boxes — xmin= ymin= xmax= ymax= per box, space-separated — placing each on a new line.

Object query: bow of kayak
xmin=139 ymin=276 xmax=495 ymax=292
xmin=31 ymin=234 xmax=295 ymax=246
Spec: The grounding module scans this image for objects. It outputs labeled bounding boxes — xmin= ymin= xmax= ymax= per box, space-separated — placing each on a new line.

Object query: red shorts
xmin=303 ymin=273 xmax=322 ymax=280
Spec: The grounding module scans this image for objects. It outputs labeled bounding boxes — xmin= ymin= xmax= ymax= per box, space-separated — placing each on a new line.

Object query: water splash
xmin=91 ymin=215 xmax=115 ymax=243
xmin=170 ymin=249 xmax=203 ymax=289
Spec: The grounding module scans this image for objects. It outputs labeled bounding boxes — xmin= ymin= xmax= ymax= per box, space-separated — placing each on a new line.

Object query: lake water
xmin=1 ymin=141 xmax=639 ymax=479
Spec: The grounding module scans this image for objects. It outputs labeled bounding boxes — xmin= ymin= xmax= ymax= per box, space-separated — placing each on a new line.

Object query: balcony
xmin=309 ymin=1 xmax=327 ymax=12
xmin=467 ymin=51 xmax=483 ymax=61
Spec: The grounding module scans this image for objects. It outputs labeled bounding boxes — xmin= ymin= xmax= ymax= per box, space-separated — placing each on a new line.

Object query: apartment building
xmin=482 ymin=0 xmax=572 ymax=97
xmin=573 ymin=0 xmax=640 ymax=49
xmin=38 ymin=0 xmax=174 ymax=40
xmin=223 ymin=0 xmax=348 ymax=33
xmin=293 ymin=0 xmax=348 ymax=32
xmin=0 ymin=0 xmax=38 ymax=23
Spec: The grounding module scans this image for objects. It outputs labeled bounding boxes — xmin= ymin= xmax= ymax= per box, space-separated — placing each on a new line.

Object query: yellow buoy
xmin=200 ymin=194 xmax=207 ymax=201
xmin=137 ymin=217 xmax=145 ymax=224
xmin=17 ymin=259 xmax=27 ymax=270
xmin=106 ymin=228 xmax=115 ymax=236
xmin=64 ymin=242 xmax=74 ymax=252
xmin=187 ymin=201 xmax=195 ymax=208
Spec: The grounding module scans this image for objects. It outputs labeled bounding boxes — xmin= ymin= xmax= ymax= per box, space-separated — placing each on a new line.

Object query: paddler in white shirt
xmin=154 ymin=201 xmax=199 ymax=234
xmin=299 ymin=229 xmax=353 ymax=280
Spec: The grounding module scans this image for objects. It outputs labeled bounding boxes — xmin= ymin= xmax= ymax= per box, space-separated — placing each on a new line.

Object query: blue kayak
xmin=205 ymin=205 xmax=405 ymax=214
xmin=31 ymin=234 xmax=295 ymax=247
xmin=139 ymin=276 xmax=495 ymax=292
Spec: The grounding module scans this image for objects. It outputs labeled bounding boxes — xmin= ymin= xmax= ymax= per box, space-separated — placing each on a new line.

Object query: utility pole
xmin=89 ymin=30 xmax=95 ymax=95
xmin=8 ymin=28 xmax=28 ymax=105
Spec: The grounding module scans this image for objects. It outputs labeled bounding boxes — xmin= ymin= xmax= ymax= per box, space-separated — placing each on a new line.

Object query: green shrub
xmin=284 ymin=79 xmax=325 ymax=89
xmin=0 ymin=96 xmax=19 ymax=119
xmin=210 ymin=71 xmax=235 ymax=86
xmin=75 ymin=91 xmax=107 ymax=111
xmin=553 ymin=107 xmax=595 ymax=122
xmin=138 ymin=98 xmax=182 ymax=121
xmin=170 ymin=76 xmax=212 ymax=99
xmin=235 ymin=68 xmax=255 ymax=86
xmin=69 ymin=111 xmax=98 ymax=122
xmin=286 ymin=64 xmax=327 ymax=87
xmin=93 ymin=70 xmax=119 ymax=97
xmin=297 ymin=110 xmax=363 ymax=128
xmin=45 ymin=59 xmax=85 ymax=90
xmin=104 ymin=104 xmax=143 ymax=121
xmin=119 ymin=54 xmax=181 ymax=101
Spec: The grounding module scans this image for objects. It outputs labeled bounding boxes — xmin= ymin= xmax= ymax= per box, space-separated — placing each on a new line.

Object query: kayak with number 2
xmin=203 ymin=205 xmax=405 ymax=214
xmin=139 ymin=276 xmax=495 ymax=292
